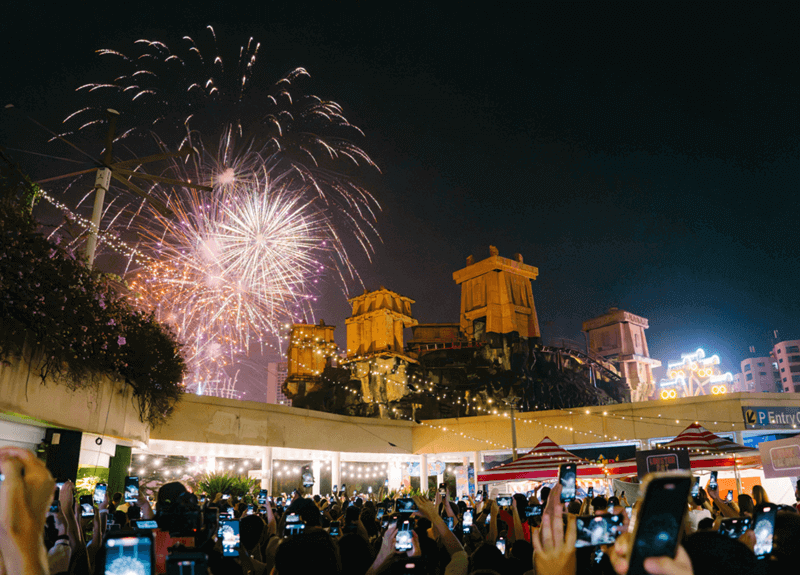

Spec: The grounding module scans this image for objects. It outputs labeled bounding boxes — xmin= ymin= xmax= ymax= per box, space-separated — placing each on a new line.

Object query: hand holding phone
xmin=626 ymin=473 xmax=692 ymax=575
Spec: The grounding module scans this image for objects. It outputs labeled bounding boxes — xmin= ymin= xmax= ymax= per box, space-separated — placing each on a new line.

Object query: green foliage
xmin=0 ymin=195 xmax=186 ymax=428
xmin=198 ymin=472 xmax=260 ymax=500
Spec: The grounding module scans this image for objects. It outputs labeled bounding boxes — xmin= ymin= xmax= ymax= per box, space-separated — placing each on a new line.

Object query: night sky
xmin=4 ymin=2 xmax=799 ymax=394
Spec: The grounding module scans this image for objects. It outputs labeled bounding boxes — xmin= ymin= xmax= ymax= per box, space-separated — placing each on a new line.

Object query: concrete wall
xmin=0 ymin=351 xmax=149 ymax=446
xmin=150 ymin=393 xmax=415 ymax=455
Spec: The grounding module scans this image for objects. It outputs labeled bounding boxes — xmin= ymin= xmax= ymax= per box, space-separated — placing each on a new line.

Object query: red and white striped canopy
xmin=477 ymin=436 xmax=606 ymax=482
xmin=605 ymin=423 xmax=761 ymax=477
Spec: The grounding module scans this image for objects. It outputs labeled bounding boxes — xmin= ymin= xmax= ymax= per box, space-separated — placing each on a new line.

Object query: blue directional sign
xmin=742 ymin=406 xmax=800 ymax=429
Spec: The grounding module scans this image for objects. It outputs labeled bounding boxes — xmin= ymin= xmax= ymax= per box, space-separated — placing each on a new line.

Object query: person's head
xmin=157 ymin=481 xmax=189 ymax=513
xmin=337 ymin=533 xmax=373 ymax=575
xmin=470 ymin=542 xmax=506 ymax=572
xmin=274 ymin=528 xmax=340 ymax=575
xmin=512 ymin=493 xmax=527 ymax=517
xmin=591 ymin=496 xmax=608 ymax=513
xmin=540 ymin=486 xmax=551 ymax=506
xmin=114 ymin=510 xmax=128 ymax=528
xmin=508 ymin=539 xmax=533 ymax=571
xmin=344 ymin=504 xmax=361 ymax=524
xmin=738 ymin=494 xmax=755 ymax=516
xmin=567 ymin=499 xmax=582 ymax=515
xmin=240 ymin=515 xmax=264 ymax=551
xmin=291 ymin=497 xmax=322 ymax=527
xmin=608 ymin=496 xmax=620 ymax=507
xmin=752 ymin=485 xmax=770 ymax=506
xmin=697 ymin=517 xmax=715 ymax=531
xmin=112 ymin=492 xmax=122 ymax=504
xmin=683 ymin=531 xmax=757 ymax=575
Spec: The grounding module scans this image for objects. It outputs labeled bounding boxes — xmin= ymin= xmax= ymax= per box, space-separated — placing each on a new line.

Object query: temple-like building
xmin=283 ymin=247 xmax=640 ymax=418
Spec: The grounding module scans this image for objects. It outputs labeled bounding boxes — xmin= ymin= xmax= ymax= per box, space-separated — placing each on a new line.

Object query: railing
xmin=541 ymin=338 xmax=622 ymax=381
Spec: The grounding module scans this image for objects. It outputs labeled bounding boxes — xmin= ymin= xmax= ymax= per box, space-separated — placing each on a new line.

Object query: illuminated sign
xmin=659 ymin=348 xmax=731 ymax=399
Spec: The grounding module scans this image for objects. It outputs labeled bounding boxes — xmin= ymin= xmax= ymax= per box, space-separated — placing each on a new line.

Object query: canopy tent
xmin=606 ymin=423 xmax=761 ymax=478
xmin=477 ymin=436 xmax=607 ymax=482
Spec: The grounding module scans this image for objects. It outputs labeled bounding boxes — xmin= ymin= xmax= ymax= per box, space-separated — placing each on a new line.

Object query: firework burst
xmin=128 ymin=166 xmax=340 ymax=395
xmin=43 ymin=28 xmax=382 ymax=397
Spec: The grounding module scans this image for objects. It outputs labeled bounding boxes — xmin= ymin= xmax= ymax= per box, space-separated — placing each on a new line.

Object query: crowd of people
xmin=1 ymin=446 xmax=799 ymax=575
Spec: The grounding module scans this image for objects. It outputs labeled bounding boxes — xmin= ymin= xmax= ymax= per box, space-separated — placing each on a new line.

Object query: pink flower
xmin=117 ymin=336 xmax=126 ymax=346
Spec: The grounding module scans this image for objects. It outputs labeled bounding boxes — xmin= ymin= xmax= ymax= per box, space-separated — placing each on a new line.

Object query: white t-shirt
xmin=688 ymin=508 xmax=713 ymax=531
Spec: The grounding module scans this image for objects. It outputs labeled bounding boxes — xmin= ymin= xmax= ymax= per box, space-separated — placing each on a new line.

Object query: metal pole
xmin=510 ymin=405 xmax=518 ymax=461
xmin=84 ymin=109 xmax=119 ymax=267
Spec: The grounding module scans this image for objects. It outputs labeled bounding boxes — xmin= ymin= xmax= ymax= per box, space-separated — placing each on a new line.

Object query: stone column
xmin=261 ymin=447 xmax=273 ymax=491
xmin=312 ymin=460 xmax=322 ymax=496
xmin=472 ymin=451 xmax=482 ymax=495
xmin=331 ymin=452 xmax=341 ymax=494
xmin=388 ymin=461 xmax=402 ymax=492
xmin=420 ymin=453 xmax=429 ymax=495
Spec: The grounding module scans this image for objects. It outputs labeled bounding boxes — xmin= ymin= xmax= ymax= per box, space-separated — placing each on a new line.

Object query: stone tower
xmin=345 ymin=288 xmax=418 ymax=358
xmin=582 ymin=308 xmax=661 ymax=402
xmin=283 ymin=320 xmax=337 ymax=398
xmin=452 ymin=246 xmax=541 ymax=341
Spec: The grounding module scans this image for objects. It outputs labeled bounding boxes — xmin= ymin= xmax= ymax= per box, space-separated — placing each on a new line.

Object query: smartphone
xmin=439 ymin=483 xmax=447 ymax=497
xmin=103 ymin=532 xmax=154 ymax=575
xmin=79 ymin=495 xmax=94 ymax=517
xmin=302 ymin=469 xmax=314 ymax=488
xmin=368 ymin=486 xmax=373 ymax=494
xmin=587 ymin=486 xmax=594 ymax=499
xmin=496 ymin=494 xmax=513 ymax=508
xmin=719 ymin=517 xmax=752 ymax=539
xmin=124 ymin=476 xmax=139 ymax=504
xmin=396 ymin=497 xmax=418 ymax=513
xmin=332 ymin=485 xmax=338 ymax=494
xmin=395 ymin=520 xmax=413 ymax=552
xmin=496 ymin=537 xmax=506 ymax=554
xmin=575 ymin=514 xmax=625 ymax=547
xmin=559 ymin=463 xmax=577 ymax=503
xmin=753 ymin=505 xmax=777 ymax=559
xmin=690 ymin=477 xmax=700 ymax=498
xmin=726 ymin=490 xmax=734 ymax=502
xmin=445 ymin=516 xmax=454 ymax=530
xmin=525 ymin=505 xmax=543 ymax=523
xmin=330 ymin=520 xmax=341 ymax=537
xmin=94 ymin=482 xmax=107 ymax=506
xmin=50 ymin=500 xmax=60 ymax=514
xmin=475 ymin=491 xmax=483 ymax=502
xmin=246 ymin=505 xmax=255 ymax=516
xmin=257 ymin=490 xmax=268 ymax=505
xmin=462 ymin=508 xmax=474 ymax=533
xmin=627 ymin=472 xmax=692 ymax=575
xmin=136 ymin=519 xmax=159 ymax=529
xmin=55 ymin=481 xmax=65 ymax=498
xmin=166 ymin=551 xmax=207 ymax=575
xmin=709 ymin=471 xmax=718 ymax=492
xmin=218 ymin=519 xmax=240 ymax=557
xmin=353 ymin=489 xmax=357 ymax=497
xmin=340 ymin=484 xmax=347 ymax=495
xmin=285 ymin=513 xmax=305 ymax=536
xmin=377 ymin=508 xmax=386 ymax=519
